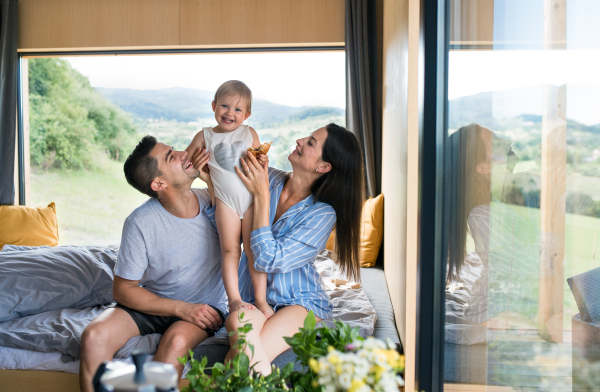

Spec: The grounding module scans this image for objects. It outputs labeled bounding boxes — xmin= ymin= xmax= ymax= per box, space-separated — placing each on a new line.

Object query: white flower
xmin=339 ymin=373 xmax=352 ymax=389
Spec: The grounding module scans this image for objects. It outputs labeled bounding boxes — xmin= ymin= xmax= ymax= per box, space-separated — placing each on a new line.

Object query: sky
xmin=65 ymin=0 xmax=600 ymax=125
xmin=67 ymin=52 xmax=347 ymax=109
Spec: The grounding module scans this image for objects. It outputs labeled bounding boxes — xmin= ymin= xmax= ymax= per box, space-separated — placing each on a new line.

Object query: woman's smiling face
xmin=212 ymin=94 xmax=250 ymax=132
xmin=289 ymin=127 xmax=329 ymax=173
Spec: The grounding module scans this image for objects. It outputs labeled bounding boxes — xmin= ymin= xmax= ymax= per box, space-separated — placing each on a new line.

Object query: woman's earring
xmin=316 ymin=168 xmax=319 ymax=173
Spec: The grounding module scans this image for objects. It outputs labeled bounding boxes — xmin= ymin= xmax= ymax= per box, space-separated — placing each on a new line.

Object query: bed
xmin=0 ymin=245 xmax=400 ymax=392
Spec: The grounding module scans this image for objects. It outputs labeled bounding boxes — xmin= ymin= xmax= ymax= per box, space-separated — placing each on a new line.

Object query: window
xmin=24 ymin=52 xmax=345 ymax=245
xmin=443 ymin=1 xmax=600 ymax=390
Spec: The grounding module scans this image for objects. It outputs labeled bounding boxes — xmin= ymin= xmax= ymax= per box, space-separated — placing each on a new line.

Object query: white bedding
xmin=0 ymin=250 xmax=377 ymax=372
xmin=0 ymin=345 xmax=128 ymax=373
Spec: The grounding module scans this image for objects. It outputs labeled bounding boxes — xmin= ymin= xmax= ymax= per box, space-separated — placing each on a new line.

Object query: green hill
xmin=96 ymin=87 xmax=344 ymax=129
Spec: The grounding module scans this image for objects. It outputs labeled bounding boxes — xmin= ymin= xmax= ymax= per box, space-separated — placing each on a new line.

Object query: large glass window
xmin=443 ymin=1 xmax=600 ymax=390
xmin=26 ymin=52 xmax=345 ymax=245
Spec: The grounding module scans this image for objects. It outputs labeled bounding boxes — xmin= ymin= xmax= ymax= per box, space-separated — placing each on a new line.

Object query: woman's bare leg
xmin=260 ymin=305 xmax=320 ymax=363
xmin=243 ymin=205 xmax=274 ymax=318
xmin=215 ymin=199 xmax=254 ymax=312
xmin=225 ymin=307 xmax=270 ymax=373
xmin=225 ymin=305 xmax=320 ymax=376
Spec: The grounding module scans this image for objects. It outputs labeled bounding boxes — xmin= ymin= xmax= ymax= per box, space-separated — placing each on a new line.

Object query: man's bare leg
xmin=153 ymin=320 xmax=210 ymax=379
xmin=79 ymin=308 xmax=140 ymax=392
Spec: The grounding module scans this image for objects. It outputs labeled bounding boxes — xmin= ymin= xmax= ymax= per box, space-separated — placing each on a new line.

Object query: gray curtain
xmin=346 ymin=0 xmax=381 ymax=197
xmin=0 ymin=0 xmax=18 ymax=205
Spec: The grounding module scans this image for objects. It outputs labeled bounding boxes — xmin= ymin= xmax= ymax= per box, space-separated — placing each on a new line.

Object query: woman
xmin=444 ymin=123 xmax=540 ymax=327
xmin=225 ymin=123 xmax=364 ymax=374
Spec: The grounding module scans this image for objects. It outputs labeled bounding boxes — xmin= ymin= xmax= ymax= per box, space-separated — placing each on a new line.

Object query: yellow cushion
xmin=0 ymin=202 xmax=59 ymax=250
xmin=325 ymin=194 xmax=384 ymax=268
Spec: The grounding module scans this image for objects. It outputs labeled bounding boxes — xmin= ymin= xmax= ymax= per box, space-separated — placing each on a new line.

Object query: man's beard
xmin=172 ymin=169 xmax=199 ymax=189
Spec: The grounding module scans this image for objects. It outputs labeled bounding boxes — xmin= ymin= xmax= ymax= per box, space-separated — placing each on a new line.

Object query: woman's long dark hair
xmin=312 ymin=123 xmax=364 ymax=282
xmin=444 ymin=124 xmax=491 ymax=282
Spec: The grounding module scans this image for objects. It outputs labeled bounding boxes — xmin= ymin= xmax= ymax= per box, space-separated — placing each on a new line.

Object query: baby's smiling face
xmin=212 ymin=94 xmax=251 ymax=132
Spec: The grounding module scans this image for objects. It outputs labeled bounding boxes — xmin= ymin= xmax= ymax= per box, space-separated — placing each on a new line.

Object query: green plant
xmin=283 ymin=311 xmax=365 ymax=391
xmin=179 ymin=311 xmax=403 ymax=392
xmin=178 ymin=312 xmax=294 ymax=392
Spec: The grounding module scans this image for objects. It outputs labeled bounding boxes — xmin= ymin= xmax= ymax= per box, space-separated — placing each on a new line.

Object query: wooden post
xmin=538 ymin=0 xmax=566 ymax=343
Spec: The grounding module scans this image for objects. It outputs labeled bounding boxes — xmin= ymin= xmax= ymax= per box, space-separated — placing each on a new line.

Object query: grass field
xmin=485 ymin=203 xmax=600 ymax=330
xmin=30 ymin=160 xmax=206 ymax=246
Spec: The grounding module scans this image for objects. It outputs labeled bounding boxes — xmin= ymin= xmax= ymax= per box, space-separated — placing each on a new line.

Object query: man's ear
xmin=150 ymin=177 xmax=167 ymax=192
xmin=211 ymin=101 xmax=216 ymax=112
xmin=476 ymin=162 xmax=491 ymax=175
xmin=318 ymin=162 xmax=332 ymax=174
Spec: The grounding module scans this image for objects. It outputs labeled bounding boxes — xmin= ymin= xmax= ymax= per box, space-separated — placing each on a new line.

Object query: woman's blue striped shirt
xmin=206 ymin=167 xmax=335 ymax=320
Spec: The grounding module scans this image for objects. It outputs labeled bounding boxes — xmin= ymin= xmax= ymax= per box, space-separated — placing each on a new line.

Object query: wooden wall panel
xmin=382 ymin=0 xmax=419 ymax=390
xmin=18 ymin=0 xmax=180 ymax=51
xmin=404 ymin=1 xmax=420 ymax=390
xmin=449 ymin=0 xmax=494 ymax=46
xmin=17 ymin=0 xmax=344 ymax=52
xmin=381 ymin=0 xmax=409 ymax=363
xmin=179 ymin=0 xmax=344 ymax=47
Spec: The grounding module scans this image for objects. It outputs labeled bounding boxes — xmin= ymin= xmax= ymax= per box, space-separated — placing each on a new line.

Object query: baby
xmin=186 ymin=80 xmax=274 ymax=318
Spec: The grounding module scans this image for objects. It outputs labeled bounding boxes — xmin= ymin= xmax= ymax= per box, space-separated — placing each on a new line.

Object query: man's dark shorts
xmin=109 ymin=302 xmax=226 ymax=337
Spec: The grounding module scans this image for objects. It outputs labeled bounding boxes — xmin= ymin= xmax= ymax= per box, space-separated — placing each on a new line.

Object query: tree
xmin=28 ymin=58 xmax=137 ymax=169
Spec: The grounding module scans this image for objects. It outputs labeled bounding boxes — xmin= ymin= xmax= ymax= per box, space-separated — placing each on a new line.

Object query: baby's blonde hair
xmin=213 ymin=80 xmax=252 ymax=113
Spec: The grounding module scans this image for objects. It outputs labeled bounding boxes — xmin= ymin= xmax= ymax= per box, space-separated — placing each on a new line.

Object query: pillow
xmin=0 ymin=202 xmax=59 ymax=250
xmin=568 ymin=266 xmax=600 ymax=323
xmin=325 ymin=194 xmax=384 ymax=267
xmin=0 ymin=245 xmax=117 ymax=322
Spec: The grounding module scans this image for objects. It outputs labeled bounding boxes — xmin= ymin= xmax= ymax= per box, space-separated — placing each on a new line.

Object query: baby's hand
xmin=257 ymin=153 xmax=269 ymax=168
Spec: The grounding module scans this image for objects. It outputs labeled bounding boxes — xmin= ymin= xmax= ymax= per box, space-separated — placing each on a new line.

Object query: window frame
xmin=414 ymin=0 xmax=449 ymax=391
xmin=16 ymin=45 xmax=345 ymax=205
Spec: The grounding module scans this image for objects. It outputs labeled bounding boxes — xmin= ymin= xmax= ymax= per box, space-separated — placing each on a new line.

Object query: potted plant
xmin=180 ymin=312 xmax=404 ymax=392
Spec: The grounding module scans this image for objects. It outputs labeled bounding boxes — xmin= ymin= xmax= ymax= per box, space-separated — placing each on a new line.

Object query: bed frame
xmin=0 ymin=369 xmax=190 ymax=392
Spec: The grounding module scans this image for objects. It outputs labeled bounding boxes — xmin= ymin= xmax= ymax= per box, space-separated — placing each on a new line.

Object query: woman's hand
xmin=235 ymin=153 xmax=269 ymax=199
xmin=191 ymin=148 xmax=211 ymax=184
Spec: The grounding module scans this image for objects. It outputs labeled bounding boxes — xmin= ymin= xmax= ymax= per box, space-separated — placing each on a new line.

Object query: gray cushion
xmin=568 ymin=266 xmax=600 ymax=323
xmin=360 ymin=266 xmax=400 ymax=344
xmin=0 ymin=245 xmax=117 ymax=322
xmin=194 ymin=345 xmax=304 ymax=373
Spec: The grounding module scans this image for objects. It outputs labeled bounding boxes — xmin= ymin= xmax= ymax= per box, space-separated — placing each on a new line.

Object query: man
xmin=79 ymin=136 xmax=227 ymax=392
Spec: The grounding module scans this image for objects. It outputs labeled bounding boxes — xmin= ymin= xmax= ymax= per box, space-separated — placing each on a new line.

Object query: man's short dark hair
xmin=124 ymin=136 xmax=161 ymax=198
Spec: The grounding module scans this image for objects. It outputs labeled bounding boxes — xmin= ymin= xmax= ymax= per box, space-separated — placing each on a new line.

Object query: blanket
xmin=0 ymin=246 xmax=377 ymax=360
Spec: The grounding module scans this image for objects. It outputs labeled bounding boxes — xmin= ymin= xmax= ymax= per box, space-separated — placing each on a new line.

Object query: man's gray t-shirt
xmin=115 ymin=188 xmax=227 ymax=315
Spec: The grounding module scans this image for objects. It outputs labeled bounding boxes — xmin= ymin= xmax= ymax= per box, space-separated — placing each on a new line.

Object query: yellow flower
xmin=329 ymin=354 xmax=340 ymax=364
xmin=309 ymin=358 xmax=320 ymax=373
xmin=328 ymin=345 xmax=335 ymax=353
xmin=336 ymin=365 xmax=342 ymax=375
xmin=380 ymin=349 xmax=402 ymax=368
xmin=312 ymin=380 xmax=319 ymax=387
xmin=372 ymin=365 xmax=385 ymax=380
xmin=349 ymin=379 xmax=365 ymax=392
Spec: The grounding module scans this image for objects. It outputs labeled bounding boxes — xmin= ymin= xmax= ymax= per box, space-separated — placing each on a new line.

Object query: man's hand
xmin=177 ymin=303 xmax=222 ymax=330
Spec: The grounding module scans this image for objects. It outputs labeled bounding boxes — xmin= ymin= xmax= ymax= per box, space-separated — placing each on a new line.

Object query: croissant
xmin=247 ymin=141 xmax=273 ymax=157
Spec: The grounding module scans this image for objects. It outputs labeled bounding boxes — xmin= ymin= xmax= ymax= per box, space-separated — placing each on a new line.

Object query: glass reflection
xmin=443 ymin=1 xmax=600 ymax=390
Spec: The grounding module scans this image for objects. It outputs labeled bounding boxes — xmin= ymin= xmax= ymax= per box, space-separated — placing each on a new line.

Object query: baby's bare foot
xmin=229 ymin=299 xmax=255 ymax=312
xmin=255 ymin=301 xmax=275 ymax=319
